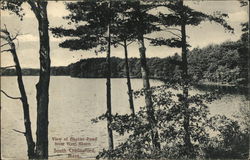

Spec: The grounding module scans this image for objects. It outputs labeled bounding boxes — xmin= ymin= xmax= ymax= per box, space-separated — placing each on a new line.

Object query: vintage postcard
xmin=0 ymin=0 xmax=249 ymax=159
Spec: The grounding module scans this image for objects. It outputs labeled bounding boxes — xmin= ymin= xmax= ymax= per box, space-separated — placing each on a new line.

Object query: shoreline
xmin=1 ymin=75 xmax=247 ymax=88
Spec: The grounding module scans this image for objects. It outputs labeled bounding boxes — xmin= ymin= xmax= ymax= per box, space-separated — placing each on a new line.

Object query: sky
xmin=0 ymin=0 xmax=249 ymax=68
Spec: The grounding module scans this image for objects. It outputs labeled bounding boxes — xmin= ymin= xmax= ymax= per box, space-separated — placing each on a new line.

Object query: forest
xmin=2 ymin=39 xmax=248 ymax=87
xmin=68 ymin=38 xmax=248 ymax=87
xmin=0 ymin=0 xmax=249 ymax=160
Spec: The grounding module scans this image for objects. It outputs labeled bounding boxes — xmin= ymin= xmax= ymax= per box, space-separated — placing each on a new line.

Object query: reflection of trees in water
xmin=193 ymin=83 xmax=248 ymax=96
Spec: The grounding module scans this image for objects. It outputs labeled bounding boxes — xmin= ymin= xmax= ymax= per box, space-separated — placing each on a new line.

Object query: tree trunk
xmin=180 ymin=0 xmax=193 ymax=157
xmin=135 ymin=1 xmax=161 ymax=150
xmin=123 ymin=40 xmax=135 ymax=115
xmin=33 ymin=2 xmax=51 ymax=158
xmin=134 ymin=1 xmax=160 ymax=150
xmin=106 ymin=21 xmax=114 ymax=150
xmin=6 ymin=31 xmax=36 ymax=159
xmin=137 ymin=33 xmax=161 ymax=150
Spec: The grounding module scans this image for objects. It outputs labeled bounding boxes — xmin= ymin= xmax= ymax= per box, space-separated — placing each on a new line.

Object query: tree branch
xmin=1 ymin=25 xmax=11 ymax=41
xmin=1 ymin=90 xmax=21 ymax=100
xmin=0 ymin=24 xmax=22 ymax=52
xmin=0 ymin=49 xmax=12 ymax=53
xmin=0 ymin=34 xmax=9 ymax=41
xmin=13 ymin=129 xmax=26 ymax=135
xmin=127 ymin=40 xmax=135 ymax=46
xmin=117 ymin=42 xmax=124 ymax=46
xmin=0 ymin=65 xmax=16 ymax=69
xmin=164 ymin=30 xmax=182 ymax=39
xmin=0 ymin=29 xmax=9 ymax=35
xmin=11 ymin=30 xmax=22 ymax=41
xmin=141 ymin=4 xmax=169 ymax=13
xmin=111 ymin=39 xmax=124 ymax=47
xmin=0 ymin=42 xmax=9 ymax=48
xmin=165 ymin=27 xmax=182 ymax=32
xmin=144 ymin=36 xmax=155 ymax=41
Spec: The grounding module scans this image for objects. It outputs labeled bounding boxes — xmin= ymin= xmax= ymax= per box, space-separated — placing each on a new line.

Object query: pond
xmin=1 ymin=76 xmax=247 ymax=159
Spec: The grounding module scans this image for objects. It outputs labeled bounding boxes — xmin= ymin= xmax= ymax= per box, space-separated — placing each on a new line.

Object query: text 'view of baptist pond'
xmin=52 ymin=136 xmax=97 ymax=158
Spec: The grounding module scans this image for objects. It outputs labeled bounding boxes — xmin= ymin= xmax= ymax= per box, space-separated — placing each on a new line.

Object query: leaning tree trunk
xmin=106 ymin=21 xmax=114 ymax=150
xmin=180 ymin=0 xmax=193 ymax=157
xmin=137 ymin=32 xmax=161 ymax=150
xmin=28 ymin=1 xmax=51 ymax=158
xmin=3 ymin=29 xmax=36 ymax=159
xmin=123 ymin=40 xmax=135 ymax=115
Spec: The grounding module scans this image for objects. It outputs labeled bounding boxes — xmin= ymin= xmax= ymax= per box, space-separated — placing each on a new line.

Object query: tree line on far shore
xmin=1 ymin=38 xmax=248 ymax=86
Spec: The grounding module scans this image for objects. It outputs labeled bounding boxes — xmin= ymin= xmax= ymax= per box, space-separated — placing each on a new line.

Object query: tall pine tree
xmin=111 ymin=7 xmax=137 ymax=115
xmin=51 ymin=0 xmax=120 ymax=150
xmin=126 ymin=0 xmax=167 ymax=150
xmin=151 ymin=0 xmax=234 ymax=157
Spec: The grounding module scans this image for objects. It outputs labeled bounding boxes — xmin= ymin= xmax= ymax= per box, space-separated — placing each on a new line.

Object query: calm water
xmin=1 ymin=76 xmax=247 ymax=160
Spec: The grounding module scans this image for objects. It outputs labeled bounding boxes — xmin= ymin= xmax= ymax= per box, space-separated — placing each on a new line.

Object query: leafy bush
xmin=204 ymin=115 xmax=249 ymax=159
xmin=93 ymin=83 xmax=248 ymax=159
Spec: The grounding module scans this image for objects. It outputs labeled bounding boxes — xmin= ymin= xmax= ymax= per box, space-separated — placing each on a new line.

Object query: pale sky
xmin=0 ymin=0 xmax=249 ymax=68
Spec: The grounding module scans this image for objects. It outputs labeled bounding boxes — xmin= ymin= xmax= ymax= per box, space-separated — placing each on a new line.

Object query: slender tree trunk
xmin=106 ymin=20 xmax=114 ymax=150
xmin=32 ymin=2 xmax=51 ymax=158
xmin=123 ymin=40 xmax=135 ymax=115
xmin=134 ymin=1 xmax=160 ymax=150
xmin=5 ymin=30 xmax=36 ymax=159
xmin=137 ymin=33 xmax=161 ymax=150
xmin=135 ymin=1 xmax=161 ymax=150
xmin=180 ymin=0 xmax=193 ymax=157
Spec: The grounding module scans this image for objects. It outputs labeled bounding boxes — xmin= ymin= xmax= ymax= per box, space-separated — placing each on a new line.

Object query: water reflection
xmin=194 ymin=83 xmax=248 ymax=96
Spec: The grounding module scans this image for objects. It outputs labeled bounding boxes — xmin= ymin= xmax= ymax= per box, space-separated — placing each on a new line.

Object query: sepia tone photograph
xmin=0 ymin=0 xmax=249 ymax=159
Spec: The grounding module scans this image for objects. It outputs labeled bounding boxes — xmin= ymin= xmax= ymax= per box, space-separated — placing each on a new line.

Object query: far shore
xmin=1 ymin=75 xmax=247 ymax=88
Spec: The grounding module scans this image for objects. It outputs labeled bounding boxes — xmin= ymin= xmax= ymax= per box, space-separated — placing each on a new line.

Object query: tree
xmin=126 ymin=0 xmax=164 ymax=150
xmin=51 ymin=0 xmax=115 ymax=150
xmin=112 ymin=9 xmax=137 ymax=115
xmin=52 ymin=0 xmax=169 ymax=153
xmin=152 ymin=0 xmax=234 ymax=157
xmin=1 ymin=0 xmax=51 ymax=158
xmin=0 ymin=26 xmax=36 ymax=159
xmin=93 ymin=0 xmax=174 ymax=152
xmin=238 ymin=1 xmax=249 ymax=157
xmin=106 ymin=1 xmax=114 ymax=150
xmin=123 ymin=39 xmax=135 ymax=115
xmin=238 ymin=1 xmax=249 ymax=86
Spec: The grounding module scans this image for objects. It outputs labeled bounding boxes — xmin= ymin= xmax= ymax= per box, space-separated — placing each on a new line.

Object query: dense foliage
xmin=204 ymin=115 xmax=249 ymax=159
xmin=67 ymin=56 xmax=179 ymax=79
xmin=92 ymin=84 xmax=249 ymax=159
xmin=1 ymin=37 xmax=248 ymax=87
xmin=188 ymin=40 xmax=248 ymax=85
xmin=1 ymin=67 xmax=69 ymax=76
